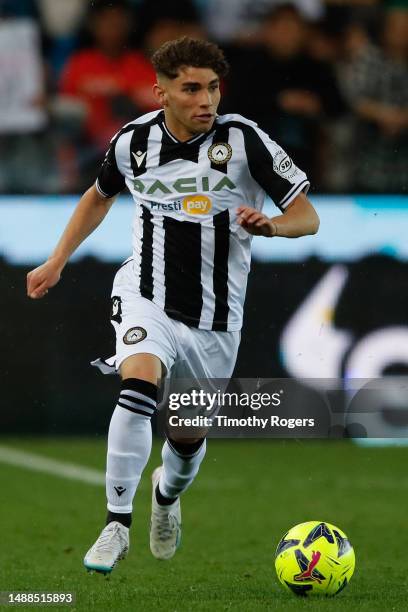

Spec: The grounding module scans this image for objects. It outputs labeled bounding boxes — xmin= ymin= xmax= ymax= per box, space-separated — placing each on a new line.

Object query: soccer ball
xmin=275 ymin=521 xmax=355 ymax=597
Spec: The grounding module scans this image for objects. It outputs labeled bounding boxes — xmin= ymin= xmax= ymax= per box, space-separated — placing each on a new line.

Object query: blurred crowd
xmin=0 ymin=0 xmax=406 ymax=194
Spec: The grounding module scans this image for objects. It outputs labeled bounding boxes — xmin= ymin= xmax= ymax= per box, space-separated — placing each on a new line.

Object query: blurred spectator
xmin=307 ymin=10 xmax=348 ymax=64
xmin=38 ymin=0 xmax=90 ymax=81
xmin=305 ymin=12 xmax=355 ymax=191
xmin=134 ymin=0 xmax=205 ymax=53
xmin=223 ymin=4 xmax=346 ymax=184
xmin=59 ymin=0 xmax=158 ymax=152
xmin=202 ymin=0 xmax=323 ymax=43
xmin=0 ymin=0 xmax=38 ymax=18
xmin=0 ymin=0 xmax=404 ymax=195
xmin=0 ymin=12 xmax=50 ymax=192
xmin=342 ymin=9 xmax=408 ymax=192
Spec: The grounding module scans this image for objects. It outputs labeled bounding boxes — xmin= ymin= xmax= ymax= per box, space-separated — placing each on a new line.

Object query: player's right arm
xmin=27 ymin=185 xmax=116 ymax=299
xmin=28 ymin=125 xmax=127 ymax=299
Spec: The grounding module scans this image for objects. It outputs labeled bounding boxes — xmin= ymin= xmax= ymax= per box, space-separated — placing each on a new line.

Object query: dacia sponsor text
xmin=134 ymin=176 xmax=236 ymax=196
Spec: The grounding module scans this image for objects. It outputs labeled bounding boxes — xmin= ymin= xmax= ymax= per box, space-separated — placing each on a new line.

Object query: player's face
xmin=154 ymin=67 xmax=221 ymax=140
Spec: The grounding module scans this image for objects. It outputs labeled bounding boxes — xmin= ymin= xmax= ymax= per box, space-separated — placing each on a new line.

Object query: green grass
xmin=0 ymin=438 xmax=407 ymax=611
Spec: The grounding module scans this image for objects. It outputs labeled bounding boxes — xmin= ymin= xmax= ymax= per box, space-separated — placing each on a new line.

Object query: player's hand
xmin=236 ymin=206 xmax=277 ymax=237
xmin=27 ymin=258 xmax=63 ymax=299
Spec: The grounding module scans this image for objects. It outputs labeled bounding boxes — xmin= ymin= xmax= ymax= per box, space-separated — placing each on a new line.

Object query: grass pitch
xmin=0 ymin=438 xmax=407 ymax=611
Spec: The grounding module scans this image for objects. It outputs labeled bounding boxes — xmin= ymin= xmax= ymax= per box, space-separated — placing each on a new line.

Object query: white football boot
xmin=150 ymin=466 xmax=181 ymax=560
xmin=83 ymin=521 xmax=129 ymax=574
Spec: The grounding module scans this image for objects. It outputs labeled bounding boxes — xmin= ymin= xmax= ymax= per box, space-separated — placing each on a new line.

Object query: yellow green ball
xmin=275 ymin=521 xmax=355 ymax=597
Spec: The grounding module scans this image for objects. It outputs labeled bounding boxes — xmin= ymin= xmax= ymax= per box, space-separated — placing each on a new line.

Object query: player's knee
xmin=119 ymin=353 xmax=163 ymax=385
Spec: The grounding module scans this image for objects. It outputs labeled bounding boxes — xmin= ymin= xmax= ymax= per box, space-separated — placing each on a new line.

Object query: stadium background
xmin=0 ymin=1 xmax=408 ymax=610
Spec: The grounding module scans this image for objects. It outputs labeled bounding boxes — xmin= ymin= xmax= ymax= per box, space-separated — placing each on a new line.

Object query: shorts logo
xmin=111 ymin=296 xmax=122 ymax=324
xmin=123 ymin=327 xmax=147 ymax=345
xmin=208 ymin=143 xmax=232 ymax=164
xmin=182 ymin=195 xmax=212 ymax=215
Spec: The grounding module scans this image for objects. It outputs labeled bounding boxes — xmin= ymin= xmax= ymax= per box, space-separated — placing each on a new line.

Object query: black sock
xmin=167 ymin=437 xmax=205 ymax=457
xmin=155 ymin=484 xmax=178 ymax=506
xmin=106 ymin=511 xmax=132 ymax=528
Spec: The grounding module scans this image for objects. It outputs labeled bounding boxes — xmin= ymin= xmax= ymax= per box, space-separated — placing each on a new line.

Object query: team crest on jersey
xmin=123 ymin=327 xmax=147 ymax=345
xmin=208 ymin=143 xmax=232 ymax=165
xmin=111 ymin=296 xmax=122 ymax=324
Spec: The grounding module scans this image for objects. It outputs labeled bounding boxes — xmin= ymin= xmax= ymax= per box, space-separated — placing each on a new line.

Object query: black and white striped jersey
xmin=96 ymin=109 xmax=309 ymax=331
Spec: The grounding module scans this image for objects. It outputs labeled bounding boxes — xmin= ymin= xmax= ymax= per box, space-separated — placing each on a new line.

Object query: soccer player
xmin=27 ymin=37 xmax=319 ymax=574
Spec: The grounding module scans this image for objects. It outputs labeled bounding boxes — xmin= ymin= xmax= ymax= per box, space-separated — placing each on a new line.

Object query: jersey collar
xmin=158 ymin=111 xmax=214 ymax=146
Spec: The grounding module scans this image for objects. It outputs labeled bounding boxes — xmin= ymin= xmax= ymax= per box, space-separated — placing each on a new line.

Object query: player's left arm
xmin=237 ymin=192 xmax=319 ymax=238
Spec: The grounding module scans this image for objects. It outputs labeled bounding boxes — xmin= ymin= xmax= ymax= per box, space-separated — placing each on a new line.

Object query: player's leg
xmin=149 ymin=435 xmax=206 ymax=560
xmin=158 ymin=436 xmax=207 ymax=504
xmin=158 ymin=325 xmax=240 ymax=502
xmin=150 ymin=326 xmax=240 ymax=560
xmin=84 ymin=353 xmax=163 ymax=574
xmin=105 ymin=353 xmax=162 ymax=526
xmin=85 ymin=262 xmax=177 ymax=573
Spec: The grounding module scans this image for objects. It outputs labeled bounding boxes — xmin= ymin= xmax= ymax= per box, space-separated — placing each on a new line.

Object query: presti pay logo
xmin=182 ymin=195 xmax=212 ymax=215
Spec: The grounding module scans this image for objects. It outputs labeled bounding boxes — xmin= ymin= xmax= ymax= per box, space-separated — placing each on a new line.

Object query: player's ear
xmin=153 ymin=82 xmax=168 ymax=108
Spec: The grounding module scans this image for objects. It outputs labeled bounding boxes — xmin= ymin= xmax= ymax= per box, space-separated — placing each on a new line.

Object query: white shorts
xmin=92 ymin=260 xmax=241 ymax=382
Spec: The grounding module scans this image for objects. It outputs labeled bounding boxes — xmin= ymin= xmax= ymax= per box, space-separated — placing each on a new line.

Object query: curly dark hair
xmin=151 ymin=37 xmax=229 ymax=79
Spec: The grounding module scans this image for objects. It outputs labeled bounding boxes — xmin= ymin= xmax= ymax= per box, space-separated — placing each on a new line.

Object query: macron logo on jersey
xmin=132 ymin=150 xmax=147 ymax=168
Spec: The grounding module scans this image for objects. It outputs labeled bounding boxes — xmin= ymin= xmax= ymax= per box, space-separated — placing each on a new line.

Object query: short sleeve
xmin=95 ymin=134 xmax=126 ymax=198
xmin=242 ymin=124 xmax=310 ymax=211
